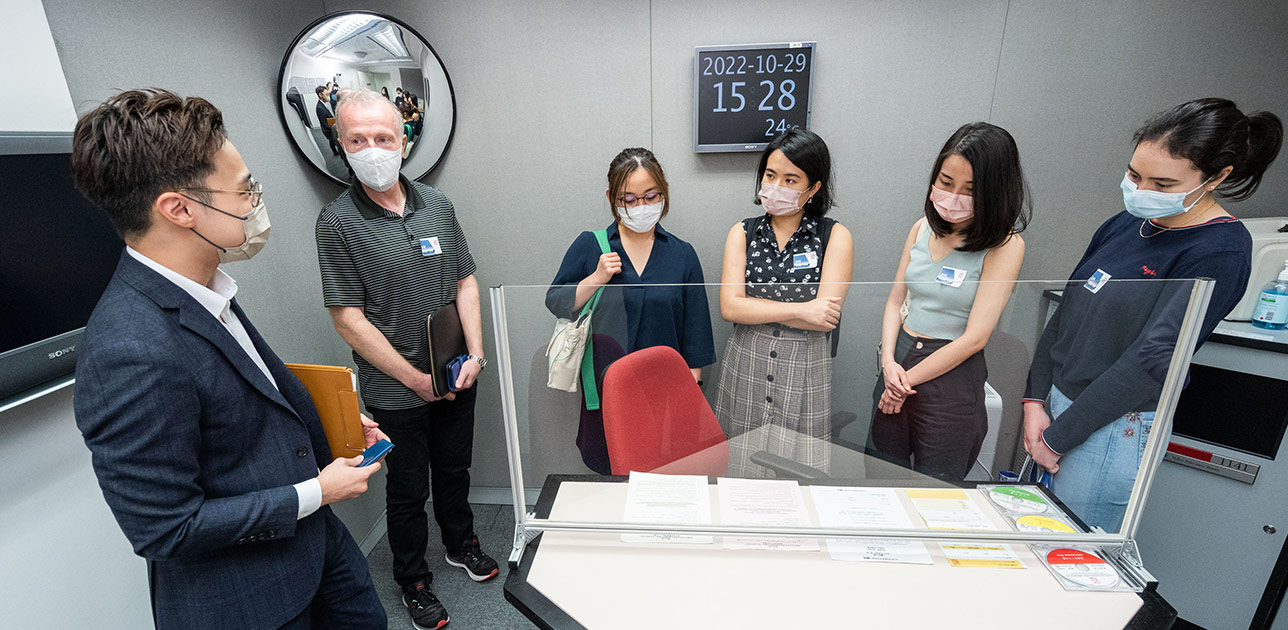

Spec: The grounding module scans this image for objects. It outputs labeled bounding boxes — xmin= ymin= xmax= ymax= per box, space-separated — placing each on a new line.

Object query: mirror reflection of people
xmin=381 ymin=86 xmax=391 ymax=100
xmin=1024 ymin=99 xmax=1283 ymax=532
xmin=545 ymin=148 xmax=716 ymax=474
xmin=716 ymin=129 xmax=853 ymax=478
xmin=70 ymin=88 xmax=386 ymax=628
xmin=315 ymin=85 xmax=340 ymax=156
xmin=868 ymin=122 xmax=1030 ymax=480
xmin=315 ymin=88 xmax=497 ymax=630
xmin=394 ymin=87 xmax=405 ymax=108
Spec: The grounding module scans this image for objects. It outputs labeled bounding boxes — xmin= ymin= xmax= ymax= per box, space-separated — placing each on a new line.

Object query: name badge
xmin=792 ymin=251 xmax=819 ymax=270
xmin=419 ymin=237 xmax=441 ymax=256
xmin=936 ymin=266 xmax=967 ymax=287
xmin=1084 ymin=269 xmax=1112 ymax=293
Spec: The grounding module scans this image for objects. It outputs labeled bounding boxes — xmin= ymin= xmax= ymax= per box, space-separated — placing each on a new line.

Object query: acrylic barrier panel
xmin=490 ymin=278 xmax=1207 ymax=544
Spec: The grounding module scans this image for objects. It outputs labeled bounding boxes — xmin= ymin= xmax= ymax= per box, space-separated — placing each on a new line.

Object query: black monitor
xmin=0 ymin=132 xmax=124 ymax=408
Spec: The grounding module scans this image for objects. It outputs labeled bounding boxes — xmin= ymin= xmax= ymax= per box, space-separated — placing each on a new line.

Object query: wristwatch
xmin=467 ymin=354 xmax=488 ymax=370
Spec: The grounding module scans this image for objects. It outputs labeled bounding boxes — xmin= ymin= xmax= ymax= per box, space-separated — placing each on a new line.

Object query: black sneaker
xmin=402 ymin=578 xmax=449 ymax=630
xmin=445 ymin=537 xmax=499 ymax=582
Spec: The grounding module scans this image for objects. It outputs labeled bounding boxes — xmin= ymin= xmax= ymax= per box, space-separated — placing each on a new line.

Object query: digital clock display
xmin=693 ymin=42 xmax=815 ymax=152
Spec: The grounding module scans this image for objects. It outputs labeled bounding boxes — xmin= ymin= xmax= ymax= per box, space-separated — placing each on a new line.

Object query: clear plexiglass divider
xmin=489 ymin=278 xmax=1212 ymax=590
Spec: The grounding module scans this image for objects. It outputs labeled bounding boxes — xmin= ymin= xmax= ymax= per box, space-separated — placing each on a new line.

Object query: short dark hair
xmin=923 ymin=122 xmax=1030 ymax=252
xmin=754 ymin=128 xmax=835 ymax=218
xmin=315 ymin=85 xmax=327 ymax=97
xmin=1134 ymin=98 xmax=1284 ymax=201
xmin=607 ymin=148 xmax=670 ymax=222
xmin=70 ymin=88 xmax=226 ymax=238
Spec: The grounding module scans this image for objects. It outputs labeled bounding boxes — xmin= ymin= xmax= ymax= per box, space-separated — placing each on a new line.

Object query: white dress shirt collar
xmin=125 ymin=246 xmax=237 ymax=321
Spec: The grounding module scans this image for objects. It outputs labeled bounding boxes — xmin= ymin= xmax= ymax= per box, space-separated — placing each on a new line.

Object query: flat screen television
xmin=0 ymin=131 xmax=124 ymax=408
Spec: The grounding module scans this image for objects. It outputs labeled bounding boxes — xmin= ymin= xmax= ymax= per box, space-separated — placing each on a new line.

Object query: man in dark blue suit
xmin=71 ymin=88 xmax=388 ymax=630
xmin=316 ymin=85 xmax=340 ymax=156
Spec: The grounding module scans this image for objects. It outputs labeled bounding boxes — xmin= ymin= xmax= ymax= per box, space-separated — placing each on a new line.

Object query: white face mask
xmin=347 ymin=146 xmax=402 ymax=192
xmin=617 ymin=201 xmax=664 ymax=233
xmin=190 ymin=200 xmax=272 ymax=263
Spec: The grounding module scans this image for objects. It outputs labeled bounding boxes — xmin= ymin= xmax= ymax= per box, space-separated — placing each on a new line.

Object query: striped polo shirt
xmin=315 ymin=174 xmax=477 ymax=410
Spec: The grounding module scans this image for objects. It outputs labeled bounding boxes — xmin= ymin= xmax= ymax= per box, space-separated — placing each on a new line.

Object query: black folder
xmin=426 ymin=301 xmax=467 ymax=398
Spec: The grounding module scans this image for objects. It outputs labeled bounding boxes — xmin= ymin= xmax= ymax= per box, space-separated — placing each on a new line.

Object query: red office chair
xmin=601 ymin=346 xmax=728 ymax=476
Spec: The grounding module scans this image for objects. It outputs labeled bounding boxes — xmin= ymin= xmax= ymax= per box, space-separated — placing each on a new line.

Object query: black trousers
xmin=868 ymin=329 xmax=988 ymax=480
xmin=369 ymin=385 xmax=477 ymax=588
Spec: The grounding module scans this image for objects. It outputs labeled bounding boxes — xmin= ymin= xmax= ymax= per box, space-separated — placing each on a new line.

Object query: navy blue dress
xmin=546 ymin=223 xmax=716 ymax=473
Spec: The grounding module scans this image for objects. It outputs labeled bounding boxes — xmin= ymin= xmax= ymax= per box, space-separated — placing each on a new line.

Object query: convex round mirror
xmin=277 ymin=11 xmax=456 ymax=184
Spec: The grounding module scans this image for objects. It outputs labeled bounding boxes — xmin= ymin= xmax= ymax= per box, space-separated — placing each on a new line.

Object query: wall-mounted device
xmin=693 ymin=42 xmax=815 ymax=153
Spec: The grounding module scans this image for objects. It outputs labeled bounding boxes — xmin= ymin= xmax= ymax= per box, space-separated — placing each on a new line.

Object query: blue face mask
xmin=1120 ymin=172 xmax=1210 ymax=219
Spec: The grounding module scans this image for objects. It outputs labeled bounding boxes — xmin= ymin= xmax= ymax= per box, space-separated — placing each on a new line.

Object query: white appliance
xmin=966 ymin=382 xmax=1004 ymax=481
xmin=1227 ymin=217 xmax=1288 ymax=321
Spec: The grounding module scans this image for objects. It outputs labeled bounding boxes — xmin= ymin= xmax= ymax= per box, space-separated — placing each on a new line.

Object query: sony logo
xmin=48 ymin=345 xmax=76 ymax=360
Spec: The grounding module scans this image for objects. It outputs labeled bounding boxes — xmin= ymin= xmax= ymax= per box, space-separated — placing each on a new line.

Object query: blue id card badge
xmin=1084 ymin=269 xmax=1112 ymax=293
xmin=792 ymin=251 xmax=819 ymax=270
xmin=419 ymin=237 xmax=441 ymax=256
xmin=935 ymin=266 xmax=967 ymax=287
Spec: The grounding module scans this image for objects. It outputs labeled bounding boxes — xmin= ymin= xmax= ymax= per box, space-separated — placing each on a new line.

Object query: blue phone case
xmin=359 ymin=439 xmax=394 ymax=467
xmin=446 ymin=355 xmax=468 ymax=391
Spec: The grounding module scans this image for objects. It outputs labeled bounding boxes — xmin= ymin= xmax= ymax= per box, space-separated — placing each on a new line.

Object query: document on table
xmin=717 ymin=477 xmax=819 ymax=551
xmin=809 ymin=486 xmax=931 ymax=564
xmin=906 ymin=489 xmax=996 ymax=531
xmin=939 ymin=543 xmax=1025 ymax=569
xmin=620 ymin=472 xmax=713 ymax=544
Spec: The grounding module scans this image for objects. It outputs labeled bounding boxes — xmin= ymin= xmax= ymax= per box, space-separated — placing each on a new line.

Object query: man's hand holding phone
xmin=318 ymin=440 xmax=393 ymax=506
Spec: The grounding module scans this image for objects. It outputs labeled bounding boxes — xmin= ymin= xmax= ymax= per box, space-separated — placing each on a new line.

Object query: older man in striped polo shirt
xmin=315 ymin=88 xmax=496 ymax=630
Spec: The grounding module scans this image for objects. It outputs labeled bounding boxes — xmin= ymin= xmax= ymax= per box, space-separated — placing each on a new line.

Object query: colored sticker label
xmin=1046 ymin=548 xmax=1121 ymax=588
xmin=987 ymin=487 xmax=1048 ymax=514
xmin=1084 ymin=269 xmax=1112 ymax=293
xmin=1016 ymin=515 xmax=1076 ymax=533
xmin=936 ymin=266 xmax=967 ymax=287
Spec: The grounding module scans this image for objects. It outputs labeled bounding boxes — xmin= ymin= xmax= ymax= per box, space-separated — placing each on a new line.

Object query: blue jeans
xmin=1048 ymin=386 xmax=1154 ymax=534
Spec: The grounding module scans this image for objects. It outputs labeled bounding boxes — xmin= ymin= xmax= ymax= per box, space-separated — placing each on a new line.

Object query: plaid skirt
xmin=715 ymin=323 xmax=832 ymax=478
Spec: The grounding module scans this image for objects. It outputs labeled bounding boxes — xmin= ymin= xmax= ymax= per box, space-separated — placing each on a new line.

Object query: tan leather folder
xmin=285 ymin=363 xmax=365 ymax=458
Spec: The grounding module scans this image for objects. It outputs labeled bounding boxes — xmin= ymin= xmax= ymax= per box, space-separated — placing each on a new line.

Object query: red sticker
xmin=1046 ymin=549 xmax=1107 ymax=565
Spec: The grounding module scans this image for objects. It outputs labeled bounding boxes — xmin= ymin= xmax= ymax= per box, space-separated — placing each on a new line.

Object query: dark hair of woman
xmin=753 ymin=127 xmax=835 ymax=218
xmin=923 ymin=122 xmax=1031 ymax=252
xmin=607 ymin=148 xmax=670 ymax=223
xmin=1133 ymin=98 xmax=1284 ymax=202
xmin=380 ymin=86 xmax=390 ymax=99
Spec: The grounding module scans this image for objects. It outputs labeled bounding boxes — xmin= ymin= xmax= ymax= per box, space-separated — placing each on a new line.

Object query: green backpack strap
xmin=582 ymin=229 xmax=611 ymax=410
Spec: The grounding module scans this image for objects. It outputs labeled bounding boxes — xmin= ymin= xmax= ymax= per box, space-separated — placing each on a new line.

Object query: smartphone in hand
xmin=359 ymin=439 xmax=394 ymax=467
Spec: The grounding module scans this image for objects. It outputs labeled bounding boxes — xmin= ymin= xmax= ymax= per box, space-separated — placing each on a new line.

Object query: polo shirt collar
xmin=349 ymin=173 xmax=424 ymax=220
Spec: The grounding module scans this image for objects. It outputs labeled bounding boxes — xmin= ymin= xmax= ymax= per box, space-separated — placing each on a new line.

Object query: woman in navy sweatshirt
xmin=1024 ymin=98 xmax=1283 ymax=532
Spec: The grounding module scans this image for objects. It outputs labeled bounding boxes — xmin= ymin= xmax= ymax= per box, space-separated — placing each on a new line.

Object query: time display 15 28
xmin=694 ymin=43 xmax=815 ymax=152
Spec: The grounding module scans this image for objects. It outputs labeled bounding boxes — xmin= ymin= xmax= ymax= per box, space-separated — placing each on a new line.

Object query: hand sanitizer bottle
xmin=1251 ymin=261 xmax=1288 ymax=330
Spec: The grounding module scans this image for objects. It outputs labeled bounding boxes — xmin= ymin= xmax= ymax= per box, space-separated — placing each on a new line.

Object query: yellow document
xmin=940 ymin=544 xmax=1025 ymax=569
xmin=905 ymin=489 xmax=995 ymax=531
xmin=286 ymin=363 xmax=366 ymax=459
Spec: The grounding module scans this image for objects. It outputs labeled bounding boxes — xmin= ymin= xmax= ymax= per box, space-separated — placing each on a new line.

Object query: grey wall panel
xmin=990 ymin=0 xmax=1288 ymax=281
xmin=649 ymin=0 xmax=1011 ymax=439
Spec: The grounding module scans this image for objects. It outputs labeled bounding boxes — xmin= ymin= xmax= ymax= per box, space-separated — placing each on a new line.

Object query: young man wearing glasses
xmin=71 ymin=88 xmax=387 ymax=629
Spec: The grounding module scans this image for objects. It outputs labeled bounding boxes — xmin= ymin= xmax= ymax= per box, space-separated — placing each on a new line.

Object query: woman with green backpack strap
xmin=546 ymin=147 xmax=716 ymax=474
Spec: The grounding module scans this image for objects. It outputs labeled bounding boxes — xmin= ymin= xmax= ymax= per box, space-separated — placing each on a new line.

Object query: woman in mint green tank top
xmin=868 ymin=123 xmax=1031 ymax=480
